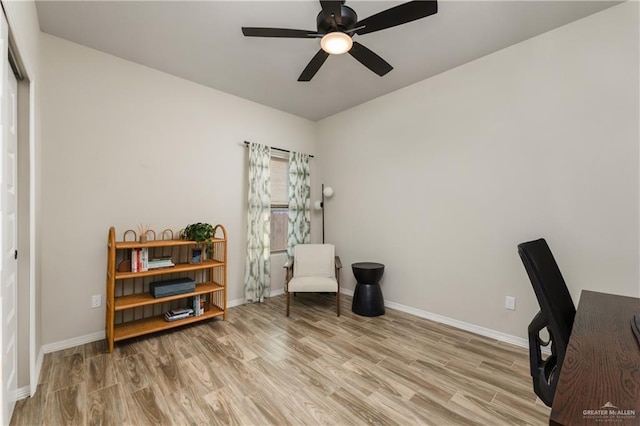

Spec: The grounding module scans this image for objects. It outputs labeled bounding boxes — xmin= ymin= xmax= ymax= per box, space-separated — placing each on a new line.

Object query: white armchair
xmin=284 ymin=244 xmax=342 ymax=317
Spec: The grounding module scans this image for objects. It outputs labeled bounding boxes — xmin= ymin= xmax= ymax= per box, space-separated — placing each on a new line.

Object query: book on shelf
xmin=148 ymin=257 xmax=175 ymax=270
xmin=190 ymin=295 xmax=206 ymax=316
xmin=149 ymin=256 xmax=173 ymax=262
xmin=148 ymin=263 xmax=175 ymax=270
xmin=164 ymin=308 xmax=194 ymax=322
xmin=130 ymin=248 xmax=149 ymax=272
xmin=131 ymin=249 xmax=137 ymax=273
xmin=165 ymin=313 xmax=191 ymax=322
xmin=141 ymin=248 xmax=148 ymax=271
xmin=191 ymin=295 xmax=199 ymax=317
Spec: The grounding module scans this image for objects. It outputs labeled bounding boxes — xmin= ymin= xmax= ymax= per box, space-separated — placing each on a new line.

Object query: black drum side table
xmin=351 ymin=262 xmax=385 ymax=316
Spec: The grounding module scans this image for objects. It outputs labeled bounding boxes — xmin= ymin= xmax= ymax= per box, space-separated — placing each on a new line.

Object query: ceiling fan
xmin=242 ymin=1 xmax=438 ymax=82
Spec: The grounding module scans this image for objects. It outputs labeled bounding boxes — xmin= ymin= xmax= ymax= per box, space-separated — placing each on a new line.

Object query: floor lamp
xmin=314 ymin=184 xmax=334 ymax=243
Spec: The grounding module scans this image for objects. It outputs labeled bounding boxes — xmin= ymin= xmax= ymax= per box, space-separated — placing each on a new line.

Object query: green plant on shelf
xmin=182 ymin=223 xmax=215 ymax=258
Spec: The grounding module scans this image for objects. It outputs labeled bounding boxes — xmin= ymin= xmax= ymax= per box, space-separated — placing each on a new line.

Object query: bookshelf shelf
xmin=106 ymin=225 xmax=227 ymax=352
xmin=114 ymin=282 xmax=224 ymax=311
xmin=114 ymin=260 xmax=224 ymax=280
xmin=113 ymin=306 xmax=225 ymax=342
xmin=113 ymin=238 xmax=225 ymax=250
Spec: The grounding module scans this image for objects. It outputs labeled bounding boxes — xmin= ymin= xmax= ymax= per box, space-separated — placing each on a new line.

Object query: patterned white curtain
xmin=244 ymin=142 xmax=271 ymax=303
xmin=287 ymin=151 xmax=311 ymax=257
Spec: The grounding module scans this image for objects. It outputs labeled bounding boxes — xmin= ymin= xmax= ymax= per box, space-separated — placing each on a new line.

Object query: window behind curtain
xmin=270 ymin=156 xmax=288 ymax=252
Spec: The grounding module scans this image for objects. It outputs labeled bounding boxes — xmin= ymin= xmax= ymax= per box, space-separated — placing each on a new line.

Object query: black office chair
xmin=517 ymin=238 xmax=576 ymax=407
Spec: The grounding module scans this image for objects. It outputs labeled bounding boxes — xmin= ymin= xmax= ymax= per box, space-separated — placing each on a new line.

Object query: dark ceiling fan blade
xmin=348 ymin=41 xmax=393 ymax=76
xmin=242 ymin=27 xmax=319 ymax=38
xmin=320 ymin=1 xmax=343 ymax=26
xmin=298 ymin=49 xmax=330 ymax=81
xmin=354 ymin=1 xmax=437 ymax=36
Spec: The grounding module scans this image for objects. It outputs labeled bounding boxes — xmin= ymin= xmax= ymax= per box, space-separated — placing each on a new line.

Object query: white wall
xmin=317 ymin=2 xmax=639 ymax=339
xmin=39 ymin=34 xmax=316 ymax=344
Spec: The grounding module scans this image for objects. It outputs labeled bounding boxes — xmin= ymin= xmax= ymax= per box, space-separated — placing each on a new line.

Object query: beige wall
xmin=316 ymin=2 xmax=639 ymax=339
xmin=39 ymin=34 xmax=317 ymax=344
xmin=36 ymin=2 xmax=639 ymax=348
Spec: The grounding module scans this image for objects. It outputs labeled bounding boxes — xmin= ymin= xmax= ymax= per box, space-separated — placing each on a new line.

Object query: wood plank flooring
xmin=10 ymin=294 xmax=550 ymax=425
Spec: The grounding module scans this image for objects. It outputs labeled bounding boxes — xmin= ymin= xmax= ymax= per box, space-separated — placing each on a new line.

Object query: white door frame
xmin=0 ymin=10 xmax=16 ymax=424
xmin=1 ymin=1 xmax=38 ymax=399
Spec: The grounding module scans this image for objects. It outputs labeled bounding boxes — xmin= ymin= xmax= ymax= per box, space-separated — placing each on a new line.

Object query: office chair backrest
xmin=518 ymin=238 xmax=575 ymax=343
xmin=518 ymin=238 xmax=576 ymax=406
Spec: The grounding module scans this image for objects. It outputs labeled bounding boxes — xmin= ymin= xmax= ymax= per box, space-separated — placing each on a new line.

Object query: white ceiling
xmin=35 ymin=1 xmax=620 ymax=121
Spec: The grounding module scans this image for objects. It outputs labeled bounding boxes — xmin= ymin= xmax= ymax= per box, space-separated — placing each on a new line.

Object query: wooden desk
xmin=550 ymin=290 xmax=640 ymax=425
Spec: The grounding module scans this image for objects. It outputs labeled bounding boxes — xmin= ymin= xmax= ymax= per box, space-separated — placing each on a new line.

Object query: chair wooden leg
xmin=286 ymin=291 xmax=290 ymax=317
xmin=336 ymin=292 xmax=340 ymax=317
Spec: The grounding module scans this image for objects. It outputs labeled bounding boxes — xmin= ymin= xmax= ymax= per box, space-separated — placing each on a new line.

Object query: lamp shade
xmin=320 ymin=32 xmax=352 ymax=55
xmin=323 ymin=186 xmax=334 ymax=198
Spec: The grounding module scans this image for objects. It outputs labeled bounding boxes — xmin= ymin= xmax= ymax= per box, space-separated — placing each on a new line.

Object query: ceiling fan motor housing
xmin=316 ymin=5 xmax=358 ymax=34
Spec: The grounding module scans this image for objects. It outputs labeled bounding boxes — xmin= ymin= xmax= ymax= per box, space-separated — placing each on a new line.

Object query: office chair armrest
xmin=335 ymin=256 xmax=342 ymax=270
xmin=528 ymin=310 xmax=550 ymax=374
xmin=528 ymin=310 xmax=558 ymax=406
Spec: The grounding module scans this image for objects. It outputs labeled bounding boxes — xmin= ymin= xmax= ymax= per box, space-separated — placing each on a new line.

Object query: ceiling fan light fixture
xmin=320 ymin=32 xmax=352 ymax=55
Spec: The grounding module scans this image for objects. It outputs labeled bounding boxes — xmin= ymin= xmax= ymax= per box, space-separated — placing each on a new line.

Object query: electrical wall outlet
xmin=91 ymin=295 xmax=102 ymax=308
xmin=505 ymin=296 xmax=516 ymax=311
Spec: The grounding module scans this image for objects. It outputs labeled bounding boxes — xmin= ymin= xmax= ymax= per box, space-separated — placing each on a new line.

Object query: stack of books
xmin=131 ymin=248 xmax=149 ymax=272
xmin=164 ymin=308 xmax=194 ymax=322
xmin=190 ymin=295 xmax=206 ymax=316
xmin=148 ymin=257 xmax=175 ymax=270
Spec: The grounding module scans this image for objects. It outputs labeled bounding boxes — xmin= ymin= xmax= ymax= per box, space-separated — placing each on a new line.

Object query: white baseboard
xmin=12 ymin=386 xmax=30 ymax=401
xmin=383 ymin=299 xmax=530 ymax=350
xmin=15 ymin=348 xmax=45 ymax=401
xmin=41 ymin=330 xmax=105 ymax=354
xmin=42 ymin=292 xmax=278 ymax=354
xmin=227 ymin=297 xmax=245 ymax=308
xmin=227 ymin=287 xmax=284 ymax=307
xmin=340 ymin=287 xmax=533 ymax=352
xmin=270 ymin=288 xmax=284 ymax=297
xmin=30 ymin=347 xmax=44 ymax=396
xmin=340 ymin=288 xmax=354 ymax=297
xmin=41 ymin=289 xmax=537 ymax=367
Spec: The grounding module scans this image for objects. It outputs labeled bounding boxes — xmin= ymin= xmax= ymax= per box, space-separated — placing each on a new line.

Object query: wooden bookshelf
xmin=105 ymin=225 xmax=227 ymax=352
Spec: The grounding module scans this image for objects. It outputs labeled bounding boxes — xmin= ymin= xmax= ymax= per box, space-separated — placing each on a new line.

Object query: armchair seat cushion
xmin=287 ymin=276 xmax=338 ymax=293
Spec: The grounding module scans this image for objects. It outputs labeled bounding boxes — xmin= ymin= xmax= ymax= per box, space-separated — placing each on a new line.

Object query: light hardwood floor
xmin=11 ymin=293 xmax=550 ymax=425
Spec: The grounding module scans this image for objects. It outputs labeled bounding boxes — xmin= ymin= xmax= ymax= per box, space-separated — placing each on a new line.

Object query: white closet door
xmin=0 ymin=10 xmax=18 ymax=426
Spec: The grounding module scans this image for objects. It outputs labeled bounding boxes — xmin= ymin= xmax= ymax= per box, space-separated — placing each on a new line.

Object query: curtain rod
xmin=243 ymin=141 xmax=315 ymax=158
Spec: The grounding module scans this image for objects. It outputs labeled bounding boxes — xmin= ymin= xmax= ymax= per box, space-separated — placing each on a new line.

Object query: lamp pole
xmin=317 ymin=184 xmax=333 ymax=244
xmin=321 ymin=183 xmax=326 ymax=244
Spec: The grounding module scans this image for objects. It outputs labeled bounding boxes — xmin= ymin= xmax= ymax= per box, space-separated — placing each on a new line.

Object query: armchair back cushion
xmin=294 ymin=244 xmax=335 ymax=278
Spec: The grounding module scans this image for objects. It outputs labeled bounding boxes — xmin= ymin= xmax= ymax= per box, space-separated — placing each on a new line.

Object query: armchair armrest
xmin=335 ymin=256 xmax=342 ymax=288
xmin=284 ymin=256 xmax=294 ymax=289
xmin=284 ymin=256 xmax=294 ymax=270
